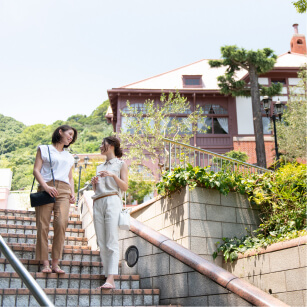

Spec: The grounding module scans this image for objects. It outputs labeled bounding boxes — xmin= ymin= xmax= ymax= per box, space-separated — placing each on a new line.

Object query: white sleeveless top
xmin=91 ymin=158 xmax=124 ymax=201
xmin=38 ymin=145 xmax=74 ymax=185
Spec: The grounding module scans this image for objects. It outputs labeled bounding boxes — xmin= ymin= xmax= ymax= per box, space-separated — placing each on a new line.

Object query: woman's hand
xmin=98 ymin=171 xmax=115 ymax=178
xmin=44 ymin=185 xmax=59 ymax=198
xmin=91 ymin=176 xmax=99 ymax=185
xmin=69 ymin=194 xmax=76 ymax=204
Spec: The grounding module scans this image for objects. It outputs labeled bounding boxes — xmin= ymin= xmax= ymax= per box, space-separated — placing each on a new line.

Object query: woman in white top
xmin=91 ymin=136 xmax=128 ymax=289
xmin=33 ymin=125 xmax=77 ymax=274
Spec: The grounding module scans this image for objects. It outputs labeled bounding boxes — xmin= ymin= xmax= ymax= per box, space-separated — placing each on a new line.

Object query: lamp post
xmin=261 ymin=96 xmax=284 ymax=161
xmin=74 ymin=155 xmax=89 ymax=206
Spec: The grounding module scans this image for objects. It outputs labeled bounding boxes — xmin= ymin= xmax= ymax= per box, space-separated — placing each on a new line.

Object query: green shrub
xmin=157 ymin=162 xmax=307 ymax=262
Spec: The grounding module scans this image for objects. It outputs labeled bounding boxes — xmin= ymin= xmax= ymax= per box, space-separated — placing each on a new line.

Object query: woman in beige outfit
xmin=91 ymin=136 xmax=128 ymax=289
xmin=33 ymin=125 xmax=77 ymax=274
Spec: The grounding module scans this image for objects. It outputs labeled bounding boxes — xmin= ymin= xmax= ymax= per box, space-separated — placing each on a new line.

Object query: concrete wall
xmin=131 ymin=186 xmax=260 ymax=266
xmin=223 ymin=239 xmax=307 ymax=307
xmin=118 ymin=227 xmax=251 ymax=306
xmin=78 ymin=191 xmax=98 ymax=251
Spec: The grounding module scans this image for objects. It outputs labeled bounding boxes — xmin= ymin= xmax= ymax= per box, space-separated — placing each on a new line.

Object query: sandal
xmin=41 ymin=265 xmax=52 ymax=273
xmin=52 ymin=265 xmax=65 ymax=274
xmin=99 ymin=282 xmax=115 ymax=289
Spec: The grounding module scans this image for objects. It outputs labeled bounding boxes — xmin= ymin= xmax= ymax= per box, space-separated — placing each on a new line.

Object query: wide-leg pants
xmin=35 ymin=180 xmax=71 ymax=261
xmin=93 ymin=195 xmax=122 ymax=276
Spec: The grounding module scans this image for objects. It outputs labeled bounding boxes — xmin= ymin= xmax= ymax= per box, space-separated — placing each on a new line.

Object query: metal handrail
xmin=0 ymin=235 xmax=54 ymax=307
xmin=162 ymin=137 xmax=272 ymax=174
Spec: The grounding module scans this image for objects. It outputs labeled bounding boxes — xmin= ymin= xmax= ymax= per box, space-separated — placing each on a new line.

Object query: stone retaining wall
xmin=131 ymin=186 xmax=260 ymax=266
xmin=223 ymin=237 xmax=307 ymax=306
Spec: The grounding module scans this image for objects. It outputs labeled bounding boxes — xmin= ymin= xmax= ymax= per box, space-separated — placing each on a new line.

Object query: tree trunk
xmin=249 ymin=65 xmax=267 ymax=168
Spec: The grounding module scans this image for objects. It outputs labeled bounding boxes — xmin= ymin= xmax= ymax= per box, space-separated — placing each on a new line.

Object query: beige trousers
xmin=35 ymin=180 xmax=71 ymax=261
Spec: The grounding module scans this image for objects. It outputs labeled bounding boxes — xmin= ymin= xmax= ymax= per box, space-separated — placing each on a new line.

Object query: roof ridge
xmin=120 ymin=59 xmax=208 ymax=88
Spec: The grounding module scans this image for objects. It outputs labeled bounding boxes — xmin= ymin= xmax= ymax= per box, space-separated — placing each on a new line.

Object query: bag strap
xmin=31 ymin=145 xmax=55 ymax=192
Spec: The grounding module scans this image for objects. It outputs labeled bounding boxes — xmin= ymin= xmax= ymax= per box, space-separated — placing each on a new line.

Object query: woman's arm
xmin=68 ymin=167 xmax=76 ymax=204
xmin=98 ymin=162 xmax=129 ymax=191
xmin=33 ymin=148 xmax=59 ymax=197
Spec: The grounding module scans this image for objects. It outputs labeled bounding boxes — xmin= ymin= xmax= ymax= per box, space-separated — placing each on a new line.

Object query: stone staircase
xmin=0 ymin=209 xmax=163 ymax=306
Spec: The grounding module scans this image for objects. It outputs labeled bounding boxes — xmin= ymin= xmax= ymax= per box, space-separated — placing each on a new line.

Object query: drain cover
xmin=125 ymin=245 xmax=139 ymax=267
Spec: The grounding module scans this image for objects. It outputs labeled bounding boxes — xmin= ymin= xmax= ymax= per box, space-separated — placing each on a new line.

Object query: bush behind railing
xmin=157 ymin=162 xmax=307 ymax=262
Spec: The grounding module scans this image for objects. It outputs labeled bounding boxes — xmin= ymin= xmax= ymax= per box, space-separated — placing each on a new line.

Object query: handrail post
xmin=0 ymin=235 xmax=54 ymax=307
xmin=169 ymin=142 xmax=171 ymax=171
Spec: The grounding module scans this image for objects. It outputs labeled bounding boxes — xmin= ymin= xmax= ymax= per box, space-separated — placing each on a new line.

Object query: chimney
xmin=290 ymin=23 xmax=306 ymax=55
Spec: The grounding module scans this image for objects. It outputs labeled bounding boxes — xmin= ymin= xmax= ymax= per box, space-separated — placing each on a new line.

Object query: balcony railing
xmin=162 ymin=138 xmax=272 ymax=175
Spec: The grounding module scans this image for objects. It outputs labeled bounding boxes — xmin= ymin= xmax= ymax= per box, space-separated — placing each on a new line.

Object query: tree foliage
xmin=276 ymin=65 xmax=307 ymax=160
xmin=292 ymin=0 xmax=307 ymax=13
xmin=209 ymin=45 xmax=282 ymax=168
xmin=118 ymin=91 xmax=206 ymax=168
xmin=209 ymin=46 xmax=281 ymax=97
xmin=0 ymin=100 xmax=112 ymax=191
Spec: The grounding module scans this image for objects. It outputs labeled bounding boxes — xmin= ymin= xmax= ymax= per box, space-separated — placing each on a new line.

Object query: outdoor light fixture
xmin=84 ymin=156 xmax=89 ymax=168
xmin=74 ymin=155 xmax=80 ymax=168
xmin=262 ymin=96 xmax=272 ymax=115
xmin=260 ymin=97 xmax=285 ymax=163
xmin=274 ymin=99 xmax=284 ymax=118
xmin=125 ymin=246 xmax=139 ymax=267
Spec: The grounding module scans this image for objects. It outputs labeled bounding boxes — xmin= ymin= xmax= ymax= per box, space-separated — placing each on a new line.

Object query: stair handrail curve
xmin=130 ymin=217 xmax=289 ymax=307
xmin=162 ymin=137 xmax=272 ymax=174
xmin=0 ymin=234 xmax=54 ymax=307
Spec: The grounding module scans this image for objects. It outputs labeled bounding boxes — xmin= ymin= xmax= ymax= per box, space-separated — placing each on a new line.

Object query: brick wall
xmin=233 ymin=140 xmax=275 ymax=166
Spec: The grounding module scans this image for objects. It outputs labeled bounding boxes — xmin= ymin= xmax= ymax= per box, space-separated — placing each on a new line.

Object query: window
xmin=182 ymin=75 xmax=202 ymax=88
xmin=271 ymin=78 xmax=286 ymax=85
xmin=163 ymin=117 xmax=192 ymax=134
xmin=122 ymin=103 xmax=146 ymax=114
xmin=198 ymin=104 xmax=229 ymax=134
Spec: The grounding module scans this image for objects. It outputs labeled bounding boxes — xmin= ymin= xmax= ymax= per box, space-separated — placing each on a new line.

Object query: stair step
xmin=1 ymin=233 xmax=88 ymax=246
xmin=0 ymin=244 xmax=101 ymax=262
xmin=0 ymin=288 xmax=160 ymax=306
xmin=0 ymin=272 xmax=140 ymax=290
xmin=0 ymin=216 xmax=82 ymax=228
xmin=0 ymin=224 xmax=85 ymax=237
xmin=0 ymin=209 xmax=80 ymax=221
xmin=0 ymin=259 xmax=107 ymax=275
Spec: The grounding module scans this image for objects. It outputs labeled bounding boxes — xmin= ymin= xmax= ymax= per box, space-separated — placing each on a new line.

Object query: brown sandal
xmin=52 ymin=265 xmax=65 ymax=274
xmin=41 ymin=265 xmax=52 ymax=273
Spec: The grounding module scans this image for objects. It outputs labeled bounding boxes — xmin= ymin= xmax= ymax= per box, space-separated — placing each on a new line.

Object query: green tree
xmin=292 ymin=0 xmax=307 ymax=13
xmin=118 ymin=91 xmax=206 ymax=169
xmin=209 ymin=46 xmax=282 ymax=168
xmin=276 ymin=65 xmax=307 ymax=160
xmin=126 ymin=179 xmax=155 ymax=204
xmin=0 ymin=100 xmax=113 ymax=190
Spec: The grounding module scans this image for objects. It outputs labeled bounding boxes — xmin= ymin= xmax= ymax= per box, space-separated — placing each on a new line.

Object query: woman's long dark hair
xmin=52 ymin=125 xmax=77 ymax=148
xmin=103 ymin=136 xmax=123 ymax=158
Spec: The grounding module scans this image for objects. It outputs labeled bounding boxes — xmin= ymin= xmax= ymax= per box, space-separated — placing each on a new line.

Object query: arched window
xmin=198 ymin=104 xmax=229 ymax=134
xmin=297 ymin=39 xmax=303 ymax=45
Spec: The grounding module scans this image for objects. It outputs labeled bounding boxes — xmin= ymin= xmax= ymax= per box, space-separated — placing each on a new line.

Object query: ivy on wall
xmin=157 ymin=163 xmax=307 ymax=262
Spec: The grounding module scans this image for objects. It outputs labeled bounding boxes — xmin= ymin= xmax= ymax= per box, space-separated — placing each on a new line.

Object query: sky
xmin=0 ymin=0 xmax=306 ymax=126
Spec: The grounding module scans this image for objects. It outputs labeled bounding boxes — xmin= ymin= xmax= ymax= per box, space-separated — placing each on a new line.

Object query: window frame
xmin=182 ymin=75 xmax=203 ymax=88
xmin=197 ymin=103 xmax=229 ymax=135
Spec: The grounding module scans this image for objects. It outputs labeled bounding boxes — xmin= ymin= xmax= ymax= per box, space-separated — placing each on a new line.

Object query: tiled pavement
xmin=0 ymin=209 xmax=166 ymax=306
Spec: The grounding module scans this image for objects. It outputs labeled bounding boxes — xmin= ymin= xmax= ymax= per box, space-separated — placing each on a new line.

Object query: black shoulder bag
xmin=30 ymin=145 xmax=56 ymax=207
